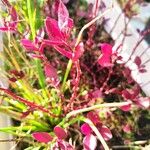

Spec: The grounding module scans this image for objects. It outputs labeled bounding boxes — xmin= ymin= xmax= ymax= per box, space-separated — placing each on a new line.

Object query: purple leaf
xmin=90 ymin=90 xmax=102 ymax=99
xmin=44 ymin=63 xmax=59 ymax=86
xmin=54 ymin=126 xmax=67 ymax=139
xmin=139 ymin=68 xmax=147 ymax=73
xmin=98 ymin=43 xmax=113 ymax=67
xmin=45 ymin=17 xmax=63 ymax=40
xmin=32 ymin=132 xmax=53 ymax=143
xmin=57 ymin=139 xmax=74 ymax=150
xmin=99 ymin=125 xmax=112 ymax=141
xmin=134 ymin=56 xmax=141 ymax=67
xmin=135 ymin=97 xmax=150 ymax=109
xmin=81 ymin=123 xmax=92 ymax=135
xmin=122 ymin=90 xmax=131 ymax=99
xmin=83 ymin=134 xmax=97 ymax=150
xmin=68 ymin=18 xmax=74 ymax=28
xmin=98 ymin=56 xmax=112 ymax=67
xmin=54 ymin=46 xmax=72 ymax=59
xmin=132 ymin=85 xmax=140 ymax=99
xmin=21 ymin=39 xmax=38 ymax=51
xmin=120 ymin=102 xmax=131 ymax=112
xmin=87 ymin=112 xmax=100 ymax=125
xmin=58 ymin=0 xmax=69 ymax=31
xmin=100 ymin=43 xmax=112 ymax=55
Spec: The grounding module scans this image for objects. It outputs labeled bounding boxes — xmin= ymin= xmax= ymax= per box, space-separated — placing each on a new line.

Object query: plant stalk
xmin=84 ymin=118 xmax=109 ymax=150
xmin=66 ymin=101 xmax=131 ymax=119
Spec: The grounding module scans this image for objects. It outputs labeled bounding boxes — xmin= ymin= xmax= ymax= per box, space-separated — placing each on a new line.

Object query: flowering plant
xmin=0 ymin=0 xmax=150 ymax=149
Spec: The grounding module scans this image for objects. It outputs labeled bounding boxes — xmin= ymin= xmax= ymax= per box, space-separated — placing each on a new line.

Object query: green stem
xmin=66 ymin=101 xmax=131 ymax=119
xmin=61 ymin=59 xmax=73 ymax=92
xmin=35 ymin=59 xmax=46 ymax=89
xmin=59 ymin=101 xmax=131 ymax=127
xmin=27 ymin=0 xmax=35 ymax=39
xmin=61 ymin=8 xmax=112 ymax=92
xmin=27 ymin=0 xmax=46 ymax=90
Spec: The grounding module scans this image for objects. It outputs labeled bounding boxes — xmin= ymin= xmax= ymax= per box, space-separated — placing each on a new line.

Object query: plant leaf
xmin=54 ymin=126 xmax=67 ymax=139
xmin=98 ymin=43 xmax=113 ymax=67
xmin=87 ymin=111 xmax=101 ymax=125
xmin=134 ymin=56 xmax=141 ymax=67
xmin=99 ymin=125 xmax=112 ymax=141
xmin=32 ymin=132 xmax=53 ymax=143
xmin=83 ymin=134 xmax=97 ymax=150
xmin=58 ymin=0 xmax=69 ymax=31
xmin=81 ymin=123 xmax=92 ymax=135
xmin=135 ymin=97 xmax=150 ymax=109
xmin=44 ymin=63 xmax=59 ymax=86
xmin=21 ymin=39 xmax=38 ymax=51
xmin=120 ymin=102 xmax=131 ymax=111
xmin=45 ymin=17 xmax=63 ymax=40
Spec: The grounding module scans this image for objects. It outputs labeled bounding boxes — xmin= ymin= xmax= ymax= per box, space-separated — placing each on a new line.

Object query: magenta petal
xmin=54 ymin=46 xmax=72 ymax=59
xmin=120 ymin=102 xmax=131 ymax=112
xmin=44 ymin=63 xmax=59 ymax=86
xmin=32 ymin=132 xmax=53 ymax=143
xmin=54 ymin=126 xmax=67 ymax=139
xmin=57 ymin=139 xmax=74 ymax=150
xmin=99 ymin=125 xmax=112 ymax=141
xmin=98 ymin=43 xmax=113 ymax=67
xmin=58 ymin=0 xmax=69 ymax=30
xmin=100 ymin=43 xmax=112 ymax=55
xmin=45 ymin=17 xmax=63 ymax=40
xmin=21 ymin=39 xmax=38 ymax=51
xmin=83 ymin=134 xmax=97 ymax=150
xmin=98 ymin=56 xmax=112 ymax=67
xmin=87 ymin=112 xmax=101 ymax=125
xmin=68 ymin=18 xmax=74 ymax=28
xmin=81 ymin=123 xmax=92 ymax=135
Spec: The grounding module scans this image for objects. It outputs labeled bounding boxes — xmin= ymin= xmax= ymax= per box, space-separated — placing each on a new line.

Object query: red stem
xmin=0 ymin=88 xmax=58 ymax=117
